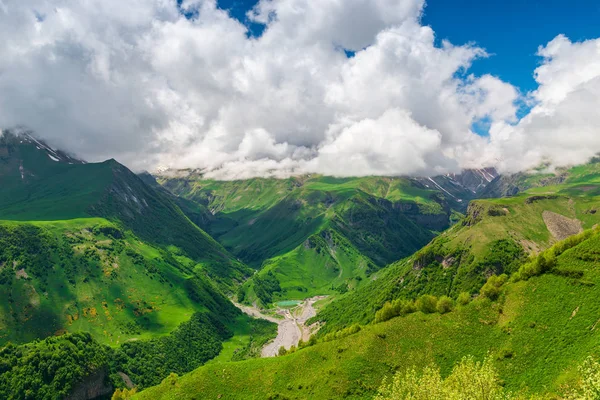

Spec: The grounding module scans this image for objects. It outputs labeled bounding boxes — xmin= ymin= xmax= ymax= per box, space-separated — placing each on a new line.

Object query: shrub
xmin=480 ymin=274 xmax=508 ymax=300
xmin=416 ymin=295 xmax=438 ymax=314
xmin=375 ymin=356 xmax=508 ymax=400
xmin=375 ymin=302 xmax=398 ymax=323
xmin=436 ymin=296 xmax=454 ymax=314
xmin=457 ymin=292 xmax=471 ymax=306
xmin=374 ymin=299 xmax=417 ymax=323
xmin=564 ymin=356 xmax=600 ymax=400
xmin=400 ymin=300 xmax=417 ymax=315
xmin=112 ymin=388 xmax=137 ymax=400
xmin=321 ymin=324 xmax=362 ymax=343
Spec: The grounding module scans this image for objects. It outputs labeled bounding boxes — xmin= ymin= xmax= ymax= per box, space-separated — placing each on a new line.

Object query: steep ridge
xmin=0 ymin=130 xmax=249 ymax=289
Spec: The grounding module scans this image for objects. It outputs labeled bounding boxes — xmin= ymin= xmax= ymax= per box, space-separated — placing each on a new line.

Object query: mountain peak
xmin=0 ymin=128 xmax=86 ymax=165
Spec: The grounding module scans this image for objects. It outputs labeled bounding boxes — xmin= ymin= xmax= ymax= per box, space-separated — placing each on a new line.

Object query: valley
xmin=2 ymin=130 xmax=600 ymax=399
xmin=236 ymin=295 xmax=325 ymax=357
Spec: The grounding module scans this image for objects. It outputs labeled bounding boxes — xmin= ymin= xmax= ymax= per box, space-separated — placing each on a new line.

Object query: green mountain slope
xmin=137 ymin=226 xmax=600 ymax=400
xmin=0 ymin=130 xmax=249 ymax=289
xmin=315 ymin=164 xmax=600 ymax=333
xmin=0 ymin=218 xmax=236 ymax=346
xmin=0 ymin=132 xmax=271 ymax=395
xmin=157 ymin=173 xmax=473 ymax=304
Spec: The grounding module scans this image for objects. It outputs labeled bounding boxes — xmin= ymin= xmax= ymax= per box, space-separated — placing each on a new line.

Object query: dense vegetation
xmin=312 ymin=185 xmax=600 ymax=334
xmin=158 ymin=173 xmax=466 ymax=305
xmin=0 ymin=333 xmax=112 ymax=400
xmin=137 ymin=227 xmax=600 ymax=399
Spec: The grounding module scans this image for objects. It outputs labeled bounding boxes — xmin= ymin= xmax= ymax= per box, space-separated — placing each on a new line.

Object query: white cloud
xmin=0 ymin=0 xmax=596 ymax=179
xmin=484 ymin=35 xmax=600 ymax=173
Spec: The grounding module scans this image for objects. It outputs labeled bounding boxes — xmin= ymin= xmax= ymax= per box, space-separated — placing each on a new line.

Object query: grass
xmin=312 ymin=172 xmax=600 ymax=334
xmin=161 ymin=174 xmax=446 ymax=307
xmin=137 ymin=229 xmax=600 ymax=400
xmin=0 ymin=218 xmax=235 ymax=347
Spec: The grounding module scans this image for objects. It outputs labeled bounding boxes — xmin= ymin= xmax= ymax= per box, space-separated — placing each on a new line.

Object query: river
xmin=234 ymin=296 xmax=326 ymax=357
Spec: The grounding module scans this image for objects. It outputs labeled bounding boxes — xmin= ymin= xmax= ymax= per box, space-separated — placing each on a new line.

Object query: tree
xmin=416 ymin=295 xmax=438 ymax=314
xmin=375 ymin=356 xmax=509 ymax=400
xmin=436 ymin=296 xmax=454 ymax=314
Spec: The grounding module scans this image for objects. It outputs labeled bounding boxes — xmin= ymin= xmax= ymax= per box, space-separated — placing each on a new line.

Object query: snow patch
xmin=427 ymin=177 xmax=457 ymax=199
xmin=48 ymin=154 xmax=60 ymax=162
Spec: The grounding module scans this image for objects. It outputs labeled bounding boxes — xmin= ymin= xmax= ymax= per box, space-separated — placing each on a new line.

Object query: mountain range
xmin=2 ymin=130 xmax=600 ymax=399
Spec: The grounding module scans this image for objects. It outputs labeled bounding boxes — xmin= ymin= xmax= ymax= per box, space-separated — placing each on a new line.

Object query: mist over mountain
xmin=1 ymin=1 xmax=600 ymax=179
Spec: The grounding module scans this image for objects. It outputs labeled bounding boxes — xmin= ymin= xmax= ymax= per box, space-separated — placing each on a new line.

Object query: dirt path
xmin=234 ymin=296 xmax=326 ymax=357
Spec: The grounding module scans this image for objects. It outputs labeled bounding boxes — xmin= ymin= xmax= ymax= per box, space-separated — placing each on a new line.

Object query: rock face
xmin=65 ymin=369 xmax=113 ymax=400
xmin=446 ymin=168 xmax=499 ymax=194
xmin=542 ymin=211 xmax=583 ymax=241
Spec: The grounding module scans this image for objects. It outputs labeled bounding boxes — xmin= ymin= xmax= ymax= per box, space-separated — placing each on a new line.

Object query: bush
xmin=321 ymin=324 xmax=362 ymax=343
xmin=112 ymin=388 xmax=137 ymax=400
xmin=375 ymin=299 xmax=419 ymax=323
xmin=457 ymin=292 xmax=471 ymax=306
xmin=436 ymin=296 xmax=454 ymax=314
xmin=416 ymin=295 xmax=438 ymax=314
xmin=375 ymin=356 xmax=508 ymax=400
xmin=480 ymin=274 xmax=508 ymax=300
xmin=564 ymin=356 xmax=600 ymax=399
xmin=375 ymin=302 xmax=398 ymax=323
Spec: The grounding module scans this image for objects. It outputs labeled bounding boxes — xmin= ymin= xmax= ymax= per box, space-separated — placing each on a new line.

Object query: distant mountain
xmin=479 ymin=160 xmax=600 ymax=199
xmin=153 ymin=170 xmax=498 ymax=305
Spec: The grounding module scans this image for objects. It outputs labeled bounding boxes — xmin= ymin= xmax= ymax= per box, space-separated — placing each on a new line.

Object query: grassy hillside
xmin=0 ymin=131 xmax=250 ymax=290
xmin=0 ymin=218 xmax=238 ymax=346
xmin=315 ymin=188 xmax=600 ymax=333
xmin=137 ymin=227 xmax=600 ymax=399
xmin=157 ymin=173 xmax=468 ymax=304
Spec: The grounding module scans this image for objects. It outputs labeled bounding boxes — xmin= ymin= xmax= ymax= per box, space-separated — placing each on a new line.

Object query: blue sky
xmin=216 ymin=0 xmax=600 ymax=93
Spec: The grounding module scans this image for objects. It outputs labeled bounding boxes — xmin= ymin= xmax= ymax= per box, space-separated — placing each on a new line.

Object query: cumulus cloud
xmin=0 ymin=0 xmax=596 ymax=178
xmin=483 ymin=35 xmax=600 ymax=173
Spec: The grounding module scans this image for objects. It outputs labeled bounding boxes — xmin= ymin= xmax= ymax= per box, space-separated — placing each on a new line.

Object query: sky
xmin=1 ymin=0 xmax=600 ymax=179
